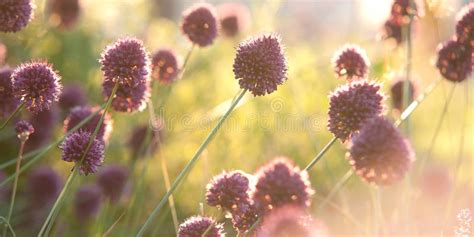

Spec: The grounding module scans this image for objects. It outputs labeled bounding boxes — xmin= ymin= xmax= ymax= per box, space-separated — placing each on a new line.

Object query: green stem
xmin=136 ymin=89 xmax=247 ymax=236
xmin=316 ymin=169 xmax=354 ymax=213
xmin=304 ymin=137 xmax=337 ymax=171
xmin=0 ymin=103 xmax=24 ymax=132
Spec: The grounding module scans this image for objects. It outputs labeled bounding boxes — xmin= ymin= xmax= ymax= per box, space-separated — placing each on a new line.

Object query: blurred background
xmin=0 ymin=0 xmax=472 ymax=236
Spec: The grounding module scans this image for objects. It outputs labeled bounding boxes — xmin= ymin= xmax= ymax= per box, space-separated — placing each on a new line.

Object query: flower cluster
xmin=58 ymin=84 xmax=87 ymax=112
xmin=26 ymin=166 xmax=62 ymax=208
xmin=181 ymin=3 xmax=218 ymax=47
xmin=381 ymin=0 xmax=420 ymax=45
xmin=455 ymin=3 xmax=474 ymax=48
xmin=60 ymin=131 xmax=105 ymax=175
xmin=97 ymin=165 xmax=129 ymax=203
xmin=0 ymin=0 xmax=34 ymax=32
xmin=151 ymin=48 xmax=180 ymax=84
xmin=15 ymin=120 xmax=34 ymax=141
xmin=332 ymin=44 xmax=370 ymax=80
xmin=390 ymin=78 xmax=416 ymax=111
xmin=63 ymin=105 xmax=113 ymax=143
xmin=177 ymin=216 xmax=224 ymax=237
xmin=0 ymin=66 xmax=20 ymax=118
xmin=74 ymin=184 xmax=102 ymax=220
xmin=127 ymin=122 xmax=164 ymax=159
xmin=48 ymin=0 xmax=81 ymax=29
xmin=217 ymin=3 xmax=250 ymax=37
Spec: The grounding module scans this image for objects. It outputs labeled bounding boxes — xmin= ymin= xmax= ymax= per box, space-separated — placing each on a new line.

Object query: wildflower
xmin=26 ymin=166 xmax=62 ymax=208
xmin=151 ymin=48 xmax=180 ymax=83
xmin=102 ymin=74 xmax=150 ymax=112
xmin=230 ymin=202 xmax=258 ymax=233
xmin=0 ymin=0 xmax=34 ymax=32
xmin=74 ymin=184 xmax=102 ymax=220
xmin=456 ymin=3 xmax=474 ymax=48
xmin=0 ymin=66 xmax=20 ymax=118
xmin=436 ymin=39 xmax=472 ymax=83
xmin=206 ymin=170 xmax=252 ymax=211
xmin=178 ymin=216 xmax=224 ymax=237
xmin=181 ymin=3 xmax=218 ymax=47
xmin=60 ymin=131 xmax=105 ymax=175
xmin=390 ymin=79 xmax=416 ymax=111
xmin=332 ymin=44 xmax=370 ymax=80
xmin=127 ymin=122 xmax=164 ymax=158
xmin=25 ymin=106 xmax=59 ymax=151
xmin=382 ymin=18 xmax=403 ymax=45
xmin=390 ymin=0 xmax=419 ymax=25
xmin=15 ymin=120 xmax=34 ymax=141
xmin=63 ymin=105 xmax=113 ymax=142
xmin=48 ymin=0 xmax=80 ymax=29
xmin=217 ymin=3 xmax=250 ymax=37
xmin=58 ymin=84 xmax=87 ymax=112
xmin=97 ymin=165 xmax=128 ymax=203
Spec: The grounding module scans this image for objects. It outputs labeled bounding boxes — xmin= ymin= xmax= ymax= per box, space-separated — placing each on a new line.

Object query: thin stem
xmin=0 ymin=217 xmax=15 ymax=237
xmin=160 ymin=156 xmax=179 ymax=234
xmin=0 ymin=103 xmax=24 ymax=132
xmin=402 ymin=0 xmax=414 ymax=134
xmin=103 ymin=211 xmax=126 ymax=237
xmin=316 ymin=169 xmax=354 ymax=212
xmin=304 ymin=137 xmax=337 ymax=171
xmin=137 ymin=89 xmax=247 ymax=237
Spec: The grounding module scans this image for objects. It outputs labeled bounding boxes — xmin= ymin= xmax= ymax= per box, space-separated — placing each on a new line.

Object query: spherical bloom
xmin=25 ymin=106 xmax=59 ymax=152
xmin=127 ymin=122 xmax=164 ymax=158
xmin=178 ymin=216 xmax=224 ymax=237
xmin=74 ymin=184 xmax=102 ymax=220
xmin=58 ymin=84 xmax=87 ymax=112
xmin=328 ymin=81 xmax=385 ymax=142
xmin=26 ymin=166 xmax=62 ymax=208
xmin=0 ymin=66 xmax=20 ymax=118
xmin=252 ymin=158 xmax=314 ymax=215
xmin=332 ymin=44 xmax=370 ymax=80
xmin=97 ymin=165 xmax=128 ymax=203
xmin=15 ymin=120 xmax=34 ymax=141
xmin=436 ymin=39 xmax=472 ymax=83
xmin=181 ymin=3 xmax=218 ymax=47
xmin=102 ymin=74 xmax=150 ymax=112
xmin=347 ymin=116 xmax=415 ymax=186
xmin=230 ymin=203 xmax=259 ymax=233
xmin=63 ymin=105 xmax=113 ymax=142
xmin=100 ymin=37 xmax=150 ymax=87
xmin=382 ymin=18 xmax=403 ymax=45
xmin=390 ymin=0 xmax=419 ymax=25
xmin=390 ymin=78 xmax=416 ymax=111
xmin=206 ymin=170 xmax=252 ymax=211
xmin=0 ymin=0 xmax=34 ymax=33
xmin=48 ymin=0 xmax=80 ymax=29
xmin=60 ymin=131 xmax=105 ymax=175
xmin=456 ymin=3 xmax=474 ymax=48
xmin=217 ymin=3 xmax=250 ymax=37
xmin=12 ymin=62 xmax=62 ymax=113
xmin=233 ymin=34 xmax=288 ymax=96
xmin=419 ymin=166 xmax=452 ymax=199
xmin=151 ymin=48 xmax=181 ymax=83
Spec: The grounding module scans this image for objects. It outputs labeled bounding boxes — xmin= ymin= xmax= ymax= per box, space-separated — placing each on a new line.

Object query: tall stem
xmin=304 ymin=137 xmax=337 ymax=171
xmin=137 ymin=89 xmax=247 ymax=236
xmin=0 ymin=103 xmax=24 ymax=132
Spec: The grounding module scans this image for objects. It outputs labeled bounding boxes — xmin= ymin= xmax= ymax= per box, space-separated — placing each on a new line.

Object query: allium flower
xmin=206 ymin=170 xmax=252 ymax=211
xmin=74 ymin=184 xmax=102 ymax=220
xmin=419 ymin=166 xmax=452 ymax=199
xmin=15 ymin=120 xmax=34 ymax=141
xmin=127 ymin=122 xmax=164 ymax=158
xmin=390 ymin=0 xmax=419 ymax=25
xmin=390 ymin=79 xmax=416 ymax=111
xmin=63 ymin=105 xmax=113 ymax=142
xmin=233 ymin=34 xmax=288 ymax=96
xmin=347 ymin=116 xmax=415 ymax=186
xmin=181 ymin=3 xmax=218 ymax=47
xmin=25 ymin=106 xmax=59 ymax=152
xmin=100 ymin=37 xmax=150 ymax=87
xmin=0 ymin=66 xmax=20 ymax=118
xmin=178 ymin=216 xmax=224 ymax=237
xmin=328 ymin=81 xmax=385 ymax=142
xmin=0 ymin=42 xmax=6 ymax=65
xmin=48 ymin=0 xmax=80 ymax=29
xmin=230 ymin=203 xmax=259 ymax=233
xmin=26 ymin=166 xmax=62 ymax=208
xmin=103 ymin=74 xmax=150 ymax=112
xmin=382 ymin=18 xmax=403 ymax=45
xmin=151 ymin=48 xmax=181 ymax=83
xmin=60 ymin=131 xmax=105 ymax=175
xmin=97 ymin=165 xmax=128 ymax=203
xmin=58 ymin=84 xmax=87 ymax=112
xmin=456 ymin=3 xmax=474 ymax=48
xmin=217 ymin=3 xmax=250 ymax=37
xmin=436 ymin=39 xmax=472 ymax=83
xmin=12 ymin=62 xmax=62 ymax=113
xmin=252 ymin=158 xmax=314 ymax=215
xmin=332 ymin=44 xmax=370 ymax=80
xmin=0 ymin=0 xmax=34 ymax=33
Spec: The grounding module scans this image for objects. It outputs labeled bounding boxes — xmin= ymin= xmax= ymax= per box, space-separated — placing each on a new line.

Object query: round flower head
xmin=100 ymin=37 xmax=150 ymax=87
xmin=328 ymin=81 xmax=385 ymax=142
xmin=58 ymin=84 xmax=87 ymax=112
xmin=181 ymin=3 xmax=218 ymax=47
xmin=15 ymin=120 xmax=34 ymax=141
xmin=60 ymin=131 xmax=105 ymax=175
xmin=233 ymin=34 xmax=288 ymax=96
xmin=347 ymin=116 xmax=415 ymax=186
xmin=127 ymin=122 xmax=164 ymax=158
xmin=26 ymin=166 xmax=62 ymax=208
xmin=456 ymin=3 xmax=474 ymax=48
xmin=230 ymin=203 xmax=259 ymax=233
xmin=97 ymin=165 xmax=129 ymax=203
xmin=390 ymin=78 xmax=416 ymax=111
xmin=12 ymin=62 xmax=62 ymax=113
xmin=25 ymin=106 xmax=59 ymax=152
xmin=103 ymin=74 xmax=150 ymax=112
xmin=332 ymin=44 xmax=370 ymax=80
xmin=0 ymin=66 xmax=20 ymax=118
xmin=178 ymin=216 xmax=224 ymax=237
xmin=74 ymin=184 xmax=102 ymax=220
xmin=436 ymin=39 xmax=472 ymax=83
xmin=217 ymin=3 xmax=250 ymax=37
xmin=252 ymin=158 xmax=314 ymax=215
xmin=151 ymin=48 xmax=181 ymax=83
xmin=63 ymin=105 xmax=113 ymax=143
xmin=48 ymin=0 xmax=80 ymax=29
xmin=390 ymin=0 xmax=419 ymax=25
xmin=382 ymin=18 xmax=403 ymax=45
xmin=0 ymin=0 xmax=34 ymax=32
xmin=206 ymin=170 xmax=252 ymax=211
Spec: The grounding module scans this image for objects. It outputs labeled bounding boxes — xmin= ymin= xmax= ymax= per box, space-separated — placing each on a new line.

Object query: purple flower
xmin=58 ymin=84 xmax=87 ymax=112
xmin=348 ymin=117 xmax=415 ymax=186
xmin=26 ymin=166 xmax=62 ymax=208
xmin=328 ymin=81 xmax=385 ymax=142
xmin=0 ymin=66 xmax=20 ymax=118
xmin=181 ymin=3 xmax=218 ymax=47
xmin=436 ymin=39 xmax=472 ymax=83
xmin=230 ymin=203 xmax=259 ymax=233
xmin=206 ymin=170 xmax=252 ymax=211
xmin=100 ymin=37 xmax=150 ymax=88
xmin=60 ymin=131 xmax=105 ymax=175
xmin=382 ymin=18 xmax=403 ymax=45
xmin=48 ymin=0 xmax=80 ymax=29
xmin=63 ymin=105 xmax=113 ymax=143
xmin=151 ymin=48 xmax=181 ymax=84
xmin=332 ymin=44 xmax=370 ymax=80
xmin=25 ymin=106 xmax=59 ymax=152
xmin=127 ymin=122 xmax=164 ymax=158
xmin=390 ymin=0 xmax=419 ymax=25
xmin=456 ymin=3 xmax=474 ymax=48
xmin=252 ymin=158 xmax=314 ymax=215
xmin=97 ymin=165 xmax=128 ymax=203
xmin=102 ymin=73 xmax=150 ymax=113
xmin=0 ymin=0 xmax=34 ymax=33
xmin=74 ymin=184 xmax=102 ymax=220
xmin=12 ymin=62 xmax=62 ymax=113
xmin=217 ymin=3 xmax=250 ymax=37
xmin=390 ymin=78 xmax=416 ymax=111
xmin=178 ymin=216 xmax=224 ymax=237
xmin=15 ymin=120 xmax=34 ymax=141
xmin=233 ymin=34 xmax=288 ymax=96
